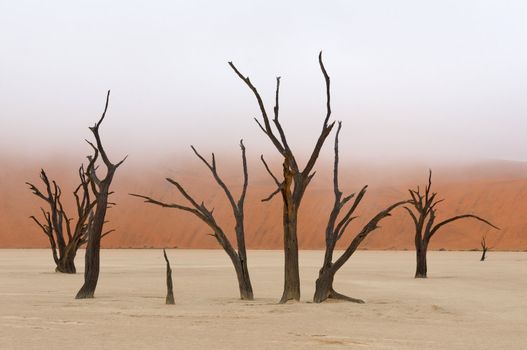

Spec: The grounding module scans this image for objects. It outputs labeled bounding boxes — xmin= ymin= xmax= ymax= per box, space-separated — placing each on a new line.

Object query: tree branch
xmin=238 ymin=139 xmax=249 ymax=208
xmin=129 ymin=193 xmax=206 ymax=220
xmin=228 ymin=61 xmax=286 ymax=155
xmin=332 ymin=200 xmax=408 ymax=273
xmin=190 ymin=145 xmax=239 ymax=214
xmin=302 ymin=51 xmax=335 ymax=178
xmin=430 ymin=214 xmax=499 ymax=239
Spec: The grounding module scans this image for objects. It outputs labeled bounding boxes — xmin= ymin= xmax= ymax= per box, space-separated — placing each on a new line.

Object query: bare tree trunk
xmin=233 ymin=201 xmax=254 ymax=300
xmin=56 ymin=260 xmax=76 ymax=273
xmin=415 ymin=241 xmax=428 ymax=278
xmin=313 ymin=267 xmax=334 ymax=303
xmin=163 ymin=249 xmax=175 ymax=305
xmin=77 ymin=247 xmax=99 ymax=297
xmin=280 ymin=207 xmax=300 ymax=303
xmin=76 ymin=189 xmax=108 ymax=298
xmin=313 ymin=235 xmax=338 ymax=303
xmin=233 ymin=257 xmax=253 ymax=300
xmin=56 ymin=248 xmax=77 ymax=273
xmin=278 ymin=160 xmax=301 ymax=303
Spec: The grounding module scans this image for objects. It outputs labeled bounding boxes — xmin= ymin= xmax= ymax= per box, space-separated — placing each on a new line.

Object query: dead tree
xmin=163 ymin=249 xmax=175 ymax=304
xmin=405 ymin=170 xmax=498 ymax=278
xmin=480 ymin=235 xmax=489 ymax=261
xmin=131 ymin=141 xmax=254 ymax=300
xmin=27 ymin=164 xmax=98 ymax=273
xmin=76 ymin=90 xmax=127 ymax=299
xmin=313 ymin=122 xmax=407 ymax=303
xmin=229 ymin=52 xmax=334 ymax=303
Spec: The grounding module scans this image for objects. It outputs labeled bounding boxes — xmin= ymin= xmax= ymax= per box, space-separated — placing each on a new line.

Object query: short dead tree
xmin=230 ymin=52 xmax=334 ymax=303
xmin=163 ymin=249 xmax=175 ymax=305
xmin=76 ymin=90 xmax=127 ymax=299
xmin=480 ymin=235 xmax=489 ymax=261
xmin=313 ymin=122 xmax=407 ymax=303
xmin=27 ymin=165 xmax=98 ymax=273
xmin=405 ymin=170 xmax=498 ymax=278
xmin=131 ymin=141 xmax=254 ymax=300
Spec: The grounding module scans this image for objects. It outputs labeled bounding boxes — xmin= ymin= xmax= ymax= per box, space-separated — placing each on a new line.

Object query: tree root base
xmin=313 ymin=287 xmax=365 ymax=304
xmin=279 ymin=294 xmax=300 ymax=304
xmin=75 ymin=289 xmax=95 ymax=299
xmin=328 ymin=289 xmax=364 ymax=304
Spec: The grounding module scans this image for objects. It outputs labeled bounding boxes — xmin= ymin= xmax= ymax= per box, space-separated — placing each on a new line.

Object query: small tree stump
xmin=163 ymin=249 xmax=175 ymax=305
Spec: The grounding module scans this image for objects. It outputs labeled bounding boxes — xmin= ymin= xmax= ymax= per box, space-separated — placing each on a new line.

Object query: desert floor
xmin=0 ymin=250 xmax=526 ymax=349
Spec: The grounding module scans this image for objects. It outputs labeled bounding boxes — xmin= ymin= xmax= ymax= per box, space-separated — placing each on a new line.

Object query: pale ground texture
xmin=0 ymin=250 xmax=526 ymax=350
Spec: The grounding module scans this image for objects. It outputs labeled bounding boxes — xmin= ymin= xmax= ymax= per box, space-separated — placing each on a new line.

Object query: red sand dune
xmin=1 ymin=156 xmax=526 ymax=251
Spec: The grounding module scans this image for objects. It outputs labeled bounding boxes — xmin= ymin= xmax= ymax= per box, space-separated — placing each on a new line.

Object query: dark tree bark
xmin=131 ymin=141 xmax=254 ymax=300
xmin=480 ymin=235 xmax=489 ymax=261
xmin=163 ymin=249 xmax=175 ymax=305
xmin=76 ymin=91 xmax=126 ymax=299
xmin=405 ymin=171 xmax=498 ymax=278
xmin=27 ymin=163 xmax=100 ymax=273
xmin=313 ymin=122 xmax=407 ymax=303
xmin=230 ymin=52 xmax=334 ymax=303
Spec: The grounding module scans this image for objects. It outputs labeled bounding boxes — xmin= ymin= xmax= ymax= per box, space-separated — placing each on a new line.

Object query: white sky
xmin=1 ymin=0 xmax=526 ymax=163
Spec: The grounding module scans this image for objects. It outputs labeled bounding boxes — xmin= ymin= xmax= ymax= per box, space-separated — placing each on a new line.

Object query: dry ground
xmin=0 ymin=249 xmax=526 ymax=349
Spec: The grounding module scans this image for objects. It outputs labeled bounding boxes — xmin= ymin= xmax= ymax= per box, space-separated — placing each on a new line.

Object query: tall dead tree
xmin=480 ymin=235 xmax=489 ymax=261
xmin=229 ymin=52 xmax=334 ymax=303
xmin=131 ymin=141 xmax=254 ymax=300
xmin=313 ymin=122 xmax=407 ymax=303
xmin=76 ymin=90 xmax=127 ymax=299
xmin=27 ymin=164 xmax=100 ymax=273
xmin=163 ymin=249 xmax=175 ymax=305
xmin=405 ymin=170 xmax=498 ymax=278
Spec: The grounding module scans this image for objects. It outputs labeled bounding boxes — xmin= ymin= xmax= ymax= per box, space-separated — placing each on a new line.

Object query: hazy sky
xmin=1 ymin=0 xmax=526 ymax=163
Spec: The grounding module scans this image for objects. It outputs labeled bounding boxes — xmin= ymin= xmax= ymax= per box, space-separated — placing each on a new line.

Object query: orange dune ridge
xmin=1 ymin=156 xmax=526 ymax=251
